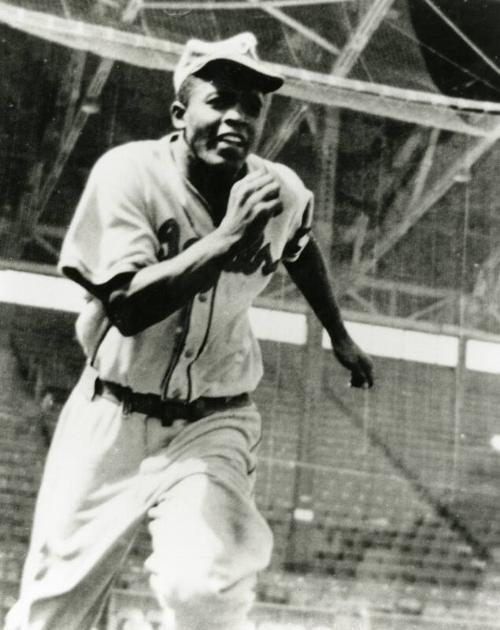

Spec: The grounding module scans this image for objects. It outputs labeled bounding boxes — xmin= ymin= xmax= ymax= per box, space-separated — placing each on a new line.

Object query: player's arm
xmin=94 ymin=169 xmax=281 ymax=336
xmin=284 ymin=236 xmax=374 ymax=388
xmin=71 ymin=232 xmax=230 ymax=337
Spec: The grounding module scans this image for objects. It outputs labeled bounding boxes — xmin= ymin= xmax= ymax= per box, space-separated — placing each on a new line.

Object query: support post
xmin=286 ymin=108 xmax=340 ymax=570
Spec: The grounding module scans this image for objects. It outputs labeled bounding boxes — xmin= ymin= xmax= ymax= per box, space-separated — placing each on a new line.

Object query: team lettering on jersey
xmin=157 ymin=218 xmax=280 ymax=276
xmin=223 ymin=232 xmax=279 ymax=275
xmin=157 ymin=219 xmax=181 ymax=261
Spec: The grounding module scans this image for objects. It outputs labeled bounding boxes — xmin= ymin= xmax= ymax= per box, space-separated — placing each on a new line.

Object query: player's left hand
xmin=332 ymin=339 xmax=374 ymax=389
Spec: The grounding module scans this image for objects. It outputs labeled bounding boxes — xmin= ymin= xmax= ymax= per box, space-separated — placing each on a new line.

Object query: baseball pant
xmin=5 ymin=368 xmax=273 ymax=630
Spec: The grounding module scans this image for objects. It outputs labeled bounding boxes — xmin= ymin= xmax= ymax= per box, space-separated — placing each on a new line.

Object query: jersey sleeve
xmin=58 ymin=147 xmax=158 ymax=296
xmin=282 ymin=192 xmax=314 ymax=263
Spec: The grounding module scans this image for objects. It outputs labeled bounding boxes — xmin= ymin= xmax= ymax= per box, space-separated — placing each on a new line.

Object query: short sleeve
xmin=58 ymin=146 xmax=158 ymax=294
xmin=282 ymin=193 xmax=314 ymax=263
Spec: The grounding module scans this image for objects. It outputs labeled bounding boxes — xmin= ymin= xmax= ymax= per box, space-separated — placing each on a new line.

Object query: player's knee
xmin=151 ymin=567 xmax=234 ymax=608
xmin=148 ymin=511 xmax=274 ymax=609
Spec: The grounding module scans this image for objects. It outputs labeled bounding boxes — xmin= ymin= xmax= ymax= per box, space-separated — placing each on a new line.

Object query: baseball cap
xmin=174 ymin=32 xmax=284 ymax=94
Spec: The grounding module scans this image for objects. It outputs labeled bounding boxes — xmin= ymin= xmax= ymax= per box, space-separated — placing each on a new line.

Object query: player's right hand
xmin=218 ymin=168 xmax=282 ymax=246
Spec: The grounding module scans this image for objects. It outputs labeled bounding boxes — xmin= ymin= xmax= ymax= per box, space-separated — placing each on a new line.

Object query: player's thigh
xmin=31 ymin=386 xmax=147 ymax=548
xmin=9 ymin=388 xmax=150 ymax=628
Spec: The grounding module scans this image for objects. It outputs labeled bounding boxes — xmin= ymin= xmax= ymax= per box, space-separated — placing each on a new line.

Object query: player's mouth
xmin=217 ymin=133 xmax=248 ymax=150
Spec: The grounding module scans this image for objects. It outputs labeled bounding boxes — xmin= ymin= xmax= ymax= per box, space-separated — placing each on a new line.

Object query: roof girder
xmin=35 ymin=57 xmax=114 ymax=223
xmin=27 ymin=0 xmax=142 ymax=245
xmin=261 ymin=4 xmax=340 ymax=55
xmin=349 ymin=124 xmax=500 ymax=283
xmin=332 ymin=0 xmax=396 ymax=77
xmin=258 ymin=0 xmax=397 ymax=161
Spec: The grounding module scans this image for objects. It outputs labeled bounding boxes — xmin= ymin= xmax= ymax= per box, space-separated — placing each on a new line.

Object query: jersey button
xmin=184 ymin=349 xmax=194 ymax=359
xmin=171 ymin=389 xmax=182 ymax=399
xmin=199 ymin=293 xmax=208 ymax=303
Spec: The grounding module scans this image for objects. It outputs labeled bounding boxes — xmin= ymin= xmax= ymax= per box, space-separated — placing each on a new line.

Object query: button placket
xmin=166 ymin=292 xmax=211 ymax=400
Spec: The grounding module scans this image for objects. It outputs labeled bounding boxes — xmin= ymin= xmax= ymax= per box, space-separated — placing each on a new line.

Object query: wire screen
xmin=1 ymin=1 xmax=500 ymax=629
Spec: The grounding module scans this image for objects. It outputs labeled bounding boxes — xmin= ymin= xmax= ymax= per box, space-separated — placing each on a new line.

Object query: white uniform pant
xmin=5 ymin=371 xmax=273 ymax=630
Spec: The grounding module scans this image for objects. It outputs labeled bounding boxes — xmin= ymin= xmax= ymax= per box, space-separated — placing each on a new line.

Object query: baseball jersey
xmin=59 ymin=132 xmax=313 ymax=401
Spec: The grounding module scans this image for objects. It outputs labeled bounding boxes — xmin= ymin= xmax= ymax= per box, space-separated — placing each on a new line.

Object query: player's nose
xmin=222 ymin=102 xmax=250 ymax=124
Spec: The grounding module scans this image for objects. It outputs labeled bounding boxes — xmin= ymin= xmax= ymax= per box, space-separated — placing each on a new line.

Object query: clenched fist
xmin=217 ymin=168 xmax=282 ymax=250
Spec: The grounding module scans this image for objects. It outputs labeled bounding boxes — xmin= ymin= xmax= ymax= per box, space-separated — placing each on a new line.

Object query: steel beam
xmin=345 ymin=288 xmax=379 ymax=313
xmin=60 ymin=0 xmax=71 ymax=18
xmin=263 ymin=0 xmax=396 ymax=157
xmin=36 ymin=224 xmax=68 ymax=240
xmin=4 ymin=0 xmax=141 ymax=262
xmin=254 ymin=94 xmax=273 ymax=149
xmin=407 ymin=128 xmax=440 ymax=209
xmin=406 ymin=295 xmax=454 ymax=321
xmin=330 ymin=0 xmax=396 ymax=76
xmin=375 ymin=130 xmax=425 ymax=209
xmin=3 ymin=7 xmax=497 ymax=134
xmin=260 ymin=4 xmax=340 ymax=56
xmin=356 ymin=275 xmax=458 ymax=298
xmin=277 ymin=17 xmax=319 ymax=134
xmin=315 ymin=108 xmax=340 ymax=254
xmin=353 ymin=125 xmax=500 ymax=278
xmin=271 ymin=266 xmax=461 ymax=302
xmin=274 ymin=75 xmax=498 ymax=137
xmin=61 ymin=51 xmax=87 ymax=140
xmin=33 ymin=0 xmax=141 ymax=226
xmin=35 ymin=58 xmax=115 ymax=222
xmin=469 ymin=236 xmax=500 ymax=327
xmin=28 ymin=52 xmax=87 ymax=242
xmin=1 ymin=163 xmax=43 ymax=259
xmin=33 ymin=234 xmax=61 ymax=259
xmin=351 ymin=213 xmax=369 ymax=268
xmin=143 ymin=0 xmax=354 ymax=7
xmin=472 ymin=214 xmax=500 ymax=301
xmin=261 ymin=103 xmax=309 ymax=159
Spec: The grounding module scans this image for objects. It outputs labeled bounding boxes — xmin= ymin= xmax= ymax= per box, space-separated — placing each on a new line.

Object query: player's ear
xmin=170 ymin=100 xmax=187 ymax=130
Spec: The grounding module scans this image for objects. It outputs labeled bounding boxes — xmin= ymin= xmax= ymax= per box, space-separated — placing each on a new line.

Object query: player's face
xmin=172 ymin=76 xmax=265 ymax=171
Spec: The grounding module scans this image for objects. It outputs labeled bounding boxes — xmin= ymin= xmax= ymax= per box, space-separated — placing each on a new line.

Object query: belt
xmin=94 ymin=378 xmax=251 ymax=427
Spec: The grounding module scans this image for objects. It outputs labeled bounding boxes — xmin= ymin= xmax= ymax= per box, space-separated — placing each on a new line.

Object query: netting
xmin=2 ymin=2 xmax=500 ymax=629
xmin=1 ymin=0 xmax=500 ymax=135
xmin=4 ymin=299 xmax=500 ymax=629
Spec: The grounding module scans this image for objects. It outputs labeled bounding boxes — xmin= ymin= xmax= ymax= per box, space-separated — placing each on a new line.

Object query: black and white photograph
xmin=0 ymin=1 xmax=499 ymax=629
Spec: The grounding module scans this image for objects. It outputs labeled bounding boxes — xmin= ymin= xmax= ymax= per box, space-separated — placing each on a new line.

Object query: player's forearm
xmin=107 ymin=230 xmax=237 ymax=336
xmin=284 ymin=236 xmax=351 ymax=346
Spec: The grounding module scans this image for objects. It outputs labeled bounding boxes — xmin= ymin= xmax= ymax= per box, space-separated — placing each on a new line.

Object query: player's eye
xmin=207 ymin=93 xmax=232 ymax=109
xmin=245 ymin=96 xmax=264 ymax=118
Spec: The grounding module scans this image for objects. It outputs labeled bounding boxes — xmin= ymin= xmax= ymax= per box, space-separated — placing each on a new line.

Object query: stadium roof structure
xmin=1 ymin=0 xmax=500 ymax=334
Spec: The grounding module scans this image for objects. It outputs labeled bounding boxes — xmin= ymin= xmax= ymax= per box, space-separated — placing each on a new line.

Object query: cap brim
xmin=194 ymin=57 xmax=284 ymax=94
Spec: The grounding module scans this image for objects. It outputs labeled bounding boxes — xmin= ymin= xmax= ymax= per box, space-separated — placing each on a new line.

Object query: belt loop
xmin=93 ymin=376 xmax=103 ymax=401
xmin=79 ymin=365 xmax=101 ymax=401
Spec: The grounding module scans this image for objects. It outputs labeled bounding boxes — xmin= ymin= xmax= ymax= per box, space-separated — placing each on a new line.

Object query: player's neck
xmin=172 ymin=134 xmax=245 ymax=224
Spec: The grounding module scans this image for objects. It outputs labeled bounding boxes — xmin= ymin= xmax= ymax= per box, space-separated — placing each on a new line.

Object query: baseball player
xmin=6 ymin=32 xmax=373 ymax=630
